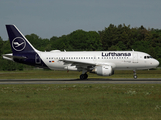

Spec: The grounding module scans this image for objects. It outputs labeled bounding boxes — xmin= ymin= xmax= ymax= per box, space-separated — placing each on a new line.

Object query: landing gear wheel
xmin=80 ymin=74 xmax=84 ymax=80
xmin=133 ymin=70 xmax=137 ymax=79
xmin=133 ymin=75 xmax=137 ymax=79
xmin=84 ymin=73 xmax=88 ymax=79
xmin=80 ymin=73 xmax=88 ymax=80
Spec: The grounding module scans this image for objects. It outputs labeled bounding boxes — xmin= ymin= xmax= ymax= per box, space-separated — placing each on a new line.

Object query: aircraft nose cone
xmin=154 ymin=59 xmax=159 ymax=67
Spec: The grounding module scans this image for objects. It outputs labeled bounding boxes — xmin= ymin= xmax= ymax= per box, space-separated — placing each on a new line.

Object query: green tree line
xmin=0 ymin=24 xmax=161 ymax=71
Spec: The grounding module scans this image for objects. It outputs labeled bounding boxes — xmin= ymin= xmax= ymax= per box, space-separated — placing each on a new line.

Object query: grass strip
xmin=0 ymin=84 xmax=161 ymax=120
xmin=0 ymin=69 xmax=161 ymax=79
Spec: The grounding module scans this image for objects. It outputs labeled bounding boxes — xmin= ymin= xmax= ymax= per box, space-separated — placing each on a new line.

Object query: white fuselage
xmin=38 ymin=50 xmax=159 ymax=71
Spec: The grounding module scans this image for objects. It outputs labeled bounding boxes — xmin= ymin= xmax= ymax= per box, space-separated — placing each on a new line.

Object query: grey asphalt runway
xmin=0 ymin=78 xmax=161 ymax=84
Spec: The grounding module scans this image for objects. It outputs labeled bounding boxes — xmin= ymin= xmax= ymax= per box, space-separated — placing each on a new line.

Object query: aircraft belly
xmin=115 ymin=61 xmax=146 ymax=70
xmin=48 ymin=64 xmax=65 ymax=70
xmin=43 ymin=60 xmax=64 ymax=70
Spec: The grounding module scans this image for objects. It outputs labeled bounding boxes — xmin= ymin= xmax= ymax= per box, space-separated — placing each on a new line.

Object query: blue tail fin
xmin=5 ymin=25 xmax=48 ymax=68
xmin=6 ymin=25 xmax=37 ymax=55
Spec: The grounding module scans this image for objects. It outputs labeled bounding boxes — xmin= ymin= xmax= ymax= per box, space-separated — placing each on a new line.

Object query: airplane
xmin=2 ymin=24 xmax=159 ymax=79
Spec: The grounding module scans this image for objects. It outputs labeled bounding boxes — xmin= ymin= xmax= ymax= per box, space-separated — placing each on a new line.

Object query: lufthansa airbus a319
xmin=3 ymin=25 xmax=159 ymax=79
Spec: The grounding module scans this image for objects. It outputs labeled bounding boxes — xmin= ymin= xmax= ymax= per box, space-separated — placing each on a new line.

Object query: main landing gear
xmin=133 ymin=70 xmax=137 ymax=79
xmin=80 ymin=70 xmax=88 ymax=80
xmin=80 ymin=73 xmax=88 ymax=80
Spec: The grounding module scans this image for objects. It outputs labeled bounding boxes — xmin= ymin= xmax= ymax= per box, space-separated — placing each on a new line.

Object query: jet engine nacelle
xmin=95 ymin=65 xmax=114 ymax=76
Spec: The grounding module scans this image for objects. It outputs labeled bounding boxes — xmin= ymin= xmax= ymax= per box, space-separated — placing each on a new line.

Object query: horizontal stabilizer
xmin=2 ymin=53 xmax=27 ymax=61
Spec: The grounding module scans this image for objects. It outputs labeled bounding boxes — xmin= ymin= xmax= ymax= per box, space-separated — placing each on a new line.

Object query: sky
xmin=0 ymin=0 xmax=161 ymax=40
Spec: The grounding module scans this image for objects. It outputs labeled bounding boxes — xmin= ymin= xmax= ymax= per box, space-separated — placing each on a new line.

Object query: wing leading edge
xmin=60 ymin=59 xmax=96 ymax=70
xmin=60 ymin=59 xmax=116 ymax=71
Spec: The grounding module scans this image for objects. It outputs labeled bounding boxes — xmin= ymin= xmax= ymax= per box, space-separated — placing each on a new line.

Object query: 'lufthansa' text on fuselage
xmin=102 ymin=52 xmax=131 ymax=57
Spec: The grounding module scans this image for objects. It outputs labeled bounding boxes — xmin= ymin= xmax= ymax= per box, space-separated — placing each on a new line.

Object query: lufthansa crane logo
xmin=12 ymin=37 xmax=26 ymax=51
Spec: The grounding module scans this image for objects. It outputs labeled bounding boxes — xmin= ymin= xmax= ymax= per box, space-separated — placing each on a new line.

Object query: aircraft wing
xmin=60 ymin=59 xmax=95 ymax=66
xmin=60 ymin=59 xmax=96 ymax=70
xmin=60 ymin=59 xmax=116 ymax=70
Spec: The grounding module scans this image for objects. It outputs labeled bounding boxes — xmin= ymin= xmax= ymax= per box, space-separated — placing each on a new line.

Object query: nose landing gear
xmin=133 ymin=70 xmax=137 ymax=79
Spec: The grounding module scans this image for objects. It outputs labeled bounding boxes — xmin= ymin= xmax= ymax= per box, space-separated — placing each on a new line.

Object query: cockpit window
xmin=144 ymin=56 xmax=152 ymax=59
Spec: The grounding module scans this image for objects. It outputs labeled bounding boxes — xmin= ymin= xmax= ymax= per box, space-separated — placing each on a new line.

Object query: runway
xmin=0 ymin=78 xmax=161 ymax=84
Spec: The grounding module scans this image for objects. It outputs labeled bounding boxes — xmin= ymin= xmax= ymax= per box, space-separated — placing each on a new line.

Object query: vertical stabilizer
xmin=4 ymin=25 xmax=48 ymax=68
xmin=6 ymin=25 xmax=37 ymax=55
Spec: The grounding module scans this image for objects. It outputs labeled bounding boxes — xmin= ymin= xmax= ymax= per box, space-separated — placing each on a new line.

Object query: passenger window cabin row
xmin=46 ymin=56 xmax=129 ymax=60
